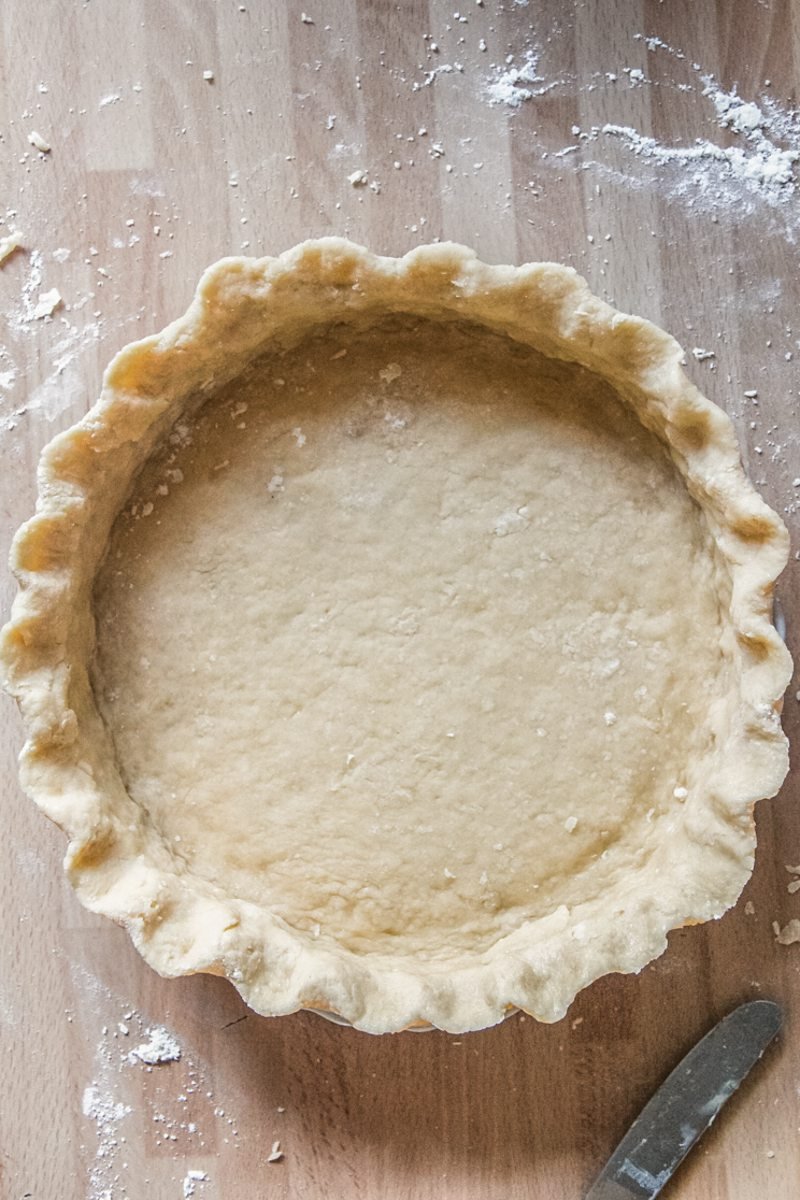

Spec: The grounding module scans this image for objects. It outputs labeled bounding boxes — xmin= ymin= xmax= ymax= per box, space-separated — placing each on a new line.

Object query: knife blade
xmin=584 ymin=999 xmax=782 ymax=1200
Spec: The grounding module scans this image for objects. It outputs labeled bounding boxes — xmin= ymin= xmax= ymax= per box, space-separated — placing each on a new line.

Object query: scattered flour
xmin=81 ymin=995 xmax=137 ymax=1200
xmin=130 ymin=1025 xmax=183 ymax=1065
xmin=82 ymin=1084 xmax=133 ymax=1200
xmin=577 ymin=116 xmax=797 ymax=205
xmin=49 ymin=319 xmax=102 ymax=374
xmin=485 ymin=50 xmax=554 ymax=107
xmin=0 ymin=317 xmax=104 ymax=432
xmin=72 ymin=991 xmax=242 ymax=1200
xmin=566 ymin=42 xmax=799 ymax=225
xmin=473 ymin=31 xmax=800 ymax=229
xmin=182 ymin=1170 xmax=209 ymax=1198
xmin=6 ymin=247 xmax=44 ymax=331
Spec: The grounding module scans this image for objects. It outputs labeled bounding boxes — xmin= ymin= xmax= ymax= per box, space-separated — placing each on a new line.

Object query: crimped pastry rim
xmin=1 ymin=239 xmax=792 ymax=1033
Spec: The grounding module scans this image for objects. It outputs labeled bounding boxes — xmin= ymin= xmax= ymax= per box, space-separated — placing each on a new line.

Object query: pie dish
xmin=1 ymin=239 xmax=791 ymax=1034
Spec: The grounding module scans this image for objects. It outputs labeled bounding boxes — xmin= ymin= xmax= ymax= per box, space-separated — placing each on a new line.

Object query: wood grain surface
xmin=2 ymin=2 xmax=800 ymax=1198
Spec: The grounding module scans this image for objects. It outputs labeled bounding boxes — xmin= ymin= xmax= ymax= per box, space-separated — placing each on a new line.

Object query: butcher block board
xmin=1 ymin=2 xmax=799 ymax=1198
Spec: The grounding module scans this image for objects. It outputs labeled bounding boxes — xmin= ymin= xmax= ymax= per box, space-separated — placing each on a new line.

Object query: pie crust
xmin=1 ymin=240 xmax=792 ymax=1033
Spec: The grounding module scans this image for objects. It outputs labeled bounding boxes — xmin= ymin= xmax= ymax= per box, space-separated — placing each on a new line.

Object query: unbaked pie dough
xmin=2 ymin=241 xmax=791 ymax=1032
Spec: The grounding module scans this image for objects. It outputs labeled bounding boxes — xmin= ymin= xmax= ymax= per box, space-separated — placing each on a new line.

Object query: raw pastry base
xmin=95 ymin=318 xmax=734 ymax=960
xmin=1 ymin=240 xmax=791 ymax=1033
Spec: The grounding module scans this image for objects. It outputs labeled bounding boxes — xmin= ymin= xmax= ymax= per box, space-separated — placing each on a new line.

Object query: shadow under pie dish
xmin=1 ymin=239 xmax=792 ymax=1034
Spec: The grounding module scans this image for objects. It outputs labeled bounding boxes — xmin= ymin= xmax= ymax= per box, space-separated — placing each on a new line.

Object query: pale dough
xmin=94 ymin=318 xmax=728 ymax=957
xmin=1 ymin=241 xmax=791 ymax=1032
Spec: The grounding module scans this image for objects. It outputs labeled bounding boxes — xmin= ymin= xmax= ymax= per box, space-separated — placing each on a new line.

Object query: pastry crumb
xmin=28 ymin=130 xmax=51 ymax=152
xmin=0 ymin=231 xmax=24 ymax=265
xmin=379 ymin=362 xmax=402 ymax=384
xmin=32 ymin=287 xmax=62 ymax=319
xmin=773 ymin=919 xmax=800 ymax=945
xmin=267 ymin=1139 xmax=284 ymax=1162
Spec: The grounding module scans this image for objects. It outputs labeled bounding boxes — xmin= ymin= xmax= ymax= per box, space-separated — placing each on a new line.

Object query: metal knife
xmin=584 ymin=999 xmax=782 ymax=1200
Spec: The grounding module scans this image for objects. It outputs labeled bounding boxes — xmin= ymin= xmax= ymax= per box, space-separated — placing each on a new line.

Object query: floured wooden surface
xmin=1 ymin=2 xmax=798 ymax=1197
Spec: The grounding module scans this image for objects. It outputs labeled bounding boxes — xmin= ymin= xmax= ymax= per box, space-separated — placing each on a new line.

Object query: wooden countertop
xmin=2 ymin=2 xmax=799 ymax=1197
